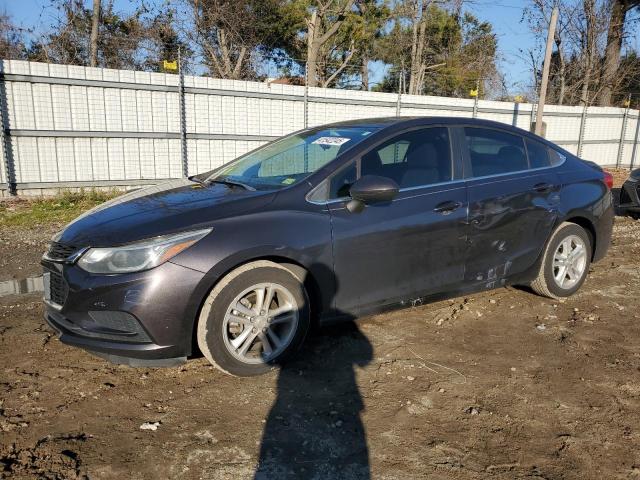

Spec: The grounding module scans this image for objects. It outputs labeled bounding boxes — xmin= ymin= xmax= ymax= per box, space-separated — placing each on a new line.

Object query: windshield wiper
xmin=208 ymin=178 xmax=256 ymax=191
xmin=188 ymin=176 xmax=209 ymax=187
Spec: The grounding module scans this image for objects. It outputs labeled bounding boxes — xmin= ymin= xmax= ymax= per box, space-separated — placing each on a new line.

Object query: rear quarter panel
xmin=555 ymin=157 xmax=614 ymax=262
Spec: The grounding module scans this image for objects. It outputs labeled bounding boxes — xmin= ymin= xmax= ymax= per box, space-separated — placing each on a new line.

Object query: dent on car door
xmin=462 ymin=127 xmax=561 ymax=287
xmin=324 ymin=126 xmax=468 ymax=316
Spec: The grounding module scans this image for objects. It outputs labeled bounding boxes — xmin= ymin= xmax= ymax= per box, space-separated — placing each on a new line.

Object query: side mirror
xmin=347 ymin=175 xmax=399 ymax=212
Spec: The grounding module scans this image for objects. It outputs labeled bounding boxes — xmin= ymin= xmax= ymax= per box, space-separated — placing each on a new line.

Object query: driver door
xmin=327 ymin=126 xmax=468 ymax=316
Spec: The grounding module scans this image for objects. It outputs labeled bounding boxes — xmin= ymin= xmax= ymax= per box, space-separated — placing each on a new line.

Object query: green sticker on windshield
xmin=282 ymin=178 xmax=296 ymax=185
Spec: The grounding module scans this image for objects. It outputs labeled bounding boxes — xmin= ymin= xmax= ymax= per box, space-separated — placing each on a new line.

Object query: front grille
xmin=47 ymin=241 xmax=78 ymax=261
xmin=48 ymin=269 xmax=68 ymax=306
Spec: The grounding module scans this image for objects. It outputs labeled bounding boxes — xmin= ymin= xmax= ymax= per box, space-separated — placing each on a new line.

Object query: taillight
xmin=603 ymin=171 xmax=614 ymax=190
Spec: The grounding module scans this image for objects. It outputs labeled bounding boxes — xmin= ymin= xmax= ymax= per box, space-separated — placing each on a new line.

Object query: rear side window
xmin=525 ymin=138 xmax=550 ymax=169
xmin=548 ymin=148 xmax=566 ymax=166
xmin=465 ymin=128 xmax=527 ymax=177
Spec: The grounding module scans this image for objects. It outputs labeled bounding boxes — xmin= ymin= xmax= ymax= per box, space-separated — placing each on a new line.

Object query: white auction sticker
xmin=312 ymin=137 xmax=351 ymax=146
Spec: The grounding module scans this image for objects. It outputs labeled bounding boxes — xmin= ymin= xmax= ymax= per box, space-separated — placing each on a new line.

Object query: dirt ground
xmin=2 ymin=172 xmax=640 ymax=479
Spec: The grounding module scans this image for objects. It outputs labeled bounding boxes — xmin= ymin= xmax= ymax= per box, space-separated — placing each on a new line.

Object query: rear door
xmin=325 ymin=126 xmax=468 ymax=316
xmin=461 ymin=127 xmax=561 ymax=287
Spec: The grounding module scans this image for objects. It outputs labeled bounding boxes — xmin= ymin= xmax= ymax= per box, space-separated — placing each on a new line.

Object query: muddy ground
xmin=1 ymin=175 xmax=640 ymax=479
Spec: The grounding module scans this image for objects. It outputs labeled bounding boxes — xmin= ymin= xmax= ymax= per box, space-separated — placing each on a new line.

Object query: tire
xmin=197 ymin=261 xmax=310 ymax=377
xmin=530 ymin=222 xmax=592 ymax=299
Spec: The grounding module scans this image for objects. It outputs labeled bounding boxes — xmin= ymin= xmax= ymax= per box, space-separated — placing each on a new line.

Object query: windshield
xmin=205 ymin=126 xmax=378 ymax=190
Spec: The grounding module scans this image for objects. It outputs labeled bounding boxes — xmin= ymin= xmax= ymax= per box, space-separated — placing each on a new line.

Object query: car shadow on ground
xmin=254 ymin=304 xmax=373 ymax=480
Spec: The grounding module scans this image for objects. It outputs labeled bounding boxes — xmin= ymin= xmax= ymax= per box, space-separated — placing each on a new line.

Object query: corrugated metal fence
xmin=1 ymin=59 xmax=639 ymax=195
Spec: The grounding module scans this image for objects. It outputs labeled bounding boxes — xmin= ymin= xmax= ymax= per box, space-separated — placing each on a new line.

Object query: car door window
xmin=525 ymin=138 xmax=551 ymax=169
xmin=360 ymin=127 xmax=452 ymax=189
xmin=465 ymin=128 xmax=527 ymax=177
xmin=329 ymin=162 xmax=357 ymax=199
xmin=326 ymin=127 xmax=452 ymax=200
xmin=548 ymin=147 xmax=566 ymax=166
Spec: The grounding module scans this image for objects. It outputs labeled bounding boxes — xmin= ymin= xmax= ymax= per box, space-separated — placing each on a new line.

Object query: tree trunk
xmin=89 ymin=0 xmax=100 ymax=67
xmin=305 ymin=0 xmax=355 ymax=88
xmin=361 ymin=56 xmax=369 ymax=90
xmin=306 ymin=10 xmax=320 ymax=87
xmin=598 ymin=0 xmax=628 ymax=106
xmin=580 ymin=0 xmax=597 ymax=106
xmin=555 ymin=35 xmax=566 ymax=105
xmin=409 ymin=0 xmax=429 ymax=95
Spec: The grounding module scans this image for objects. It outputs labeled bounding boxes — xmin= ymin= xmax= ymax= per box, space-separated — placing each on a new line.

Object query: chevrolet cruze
xmin=42 ymin=117 xmax=614 ymax=376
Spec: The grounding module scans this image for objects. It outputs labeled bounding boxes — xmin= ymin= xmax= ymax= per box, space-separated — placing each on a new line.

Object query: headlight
xmin=77 ymin=228 xmax=211 ymax=274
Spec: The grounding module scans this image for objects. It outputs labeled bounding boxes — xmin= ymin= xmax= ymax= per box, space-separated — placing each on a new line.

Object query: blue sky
xmin=2 ymin=0 xmax=638 ymax=94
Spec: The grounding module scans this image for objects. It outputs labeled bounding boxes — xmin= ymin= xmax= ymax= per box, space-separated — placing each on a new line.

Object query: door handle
xmin=533 ymin=182 xmax=552 ymax=193
xmin=434 ymin=200 xmax=462 ymax=215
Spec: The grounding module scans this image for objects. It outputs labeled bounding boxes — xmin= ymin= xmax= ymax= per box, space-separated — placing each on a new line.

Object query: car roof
xmin=323 ymin=116 xmax=531 ymax=135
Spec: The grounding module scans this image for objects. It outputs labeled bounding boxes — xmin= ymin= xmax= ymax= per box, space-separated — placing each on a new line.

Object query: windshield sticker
xmin=312 ymin=137 xmax=351 ymax=146
xmin=281 ymin=178 xmax=296 ymax=185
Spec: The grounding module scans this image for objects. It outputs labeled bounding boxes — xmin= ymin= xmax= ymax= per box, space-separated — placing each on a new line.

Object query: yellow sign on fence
xmin=163 ymin=60 xmax=178 ymax=72
xmin=469 ymin=88 xmax=478 ymax=98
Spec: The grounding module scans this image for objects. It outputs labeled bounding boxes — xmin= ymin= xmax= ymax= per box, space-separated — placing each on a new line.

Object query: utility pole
xmin=534 ymin=6 xmax=559 ymax=137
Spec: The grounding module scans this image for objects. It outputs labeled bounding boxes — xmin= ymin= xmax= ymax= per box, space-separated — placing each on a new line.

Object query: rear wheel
xmin=530 ymin=222 xmax=592 ymax=299
xmin=197 ymin=261 xmax=310 ymax=376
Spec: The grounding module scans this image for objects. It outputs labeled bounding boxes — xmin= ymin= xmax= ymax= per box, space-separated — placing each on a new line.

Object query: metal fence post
xmin=630 ymin=110 xmax=640 ymax=170
xmin=0 ymin=67 xmax=16 ymax=195
xmin=304 ymin=62 xmax=309 ymax=129
xmin=616 ymin=96 xmax=631 ymax=168
xmin=396 ymin=68 xmax=403 ymax=117
xmin=178 ymin=48 xmax=188 ymax=177
xmin=577 ymin=104 xmax=588 ymax=158
xmin=472 ymin=79 xmax=479 ymax=119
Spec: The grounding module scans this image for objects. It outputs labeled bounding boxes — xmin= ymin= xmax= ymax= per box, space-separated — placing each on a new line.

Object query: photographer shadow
xmin=254 ymin=265 xmax=373 ymax=479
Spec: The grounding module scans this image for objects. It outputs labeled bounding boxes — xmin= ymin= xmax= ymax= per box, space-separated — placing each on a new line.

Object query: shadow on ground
xmin=255 ymin=321 xmax=373 ymax=479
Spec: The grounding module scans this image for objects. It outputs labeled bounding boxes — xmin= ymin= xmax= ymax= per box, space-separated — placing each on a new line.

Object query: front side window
xmin=327 ymin=127 xmax=452 ymax=199
xmin=465 ymin=127 xmax=527 ymax=177
xmin=207 ymin=126 xmax=378 ymax=190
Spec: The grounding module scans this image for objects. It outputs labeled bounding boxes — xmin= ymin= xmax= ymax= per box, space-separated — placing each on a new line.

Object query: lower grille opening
xmin=47 ymin=269 xmax=68 ymax=306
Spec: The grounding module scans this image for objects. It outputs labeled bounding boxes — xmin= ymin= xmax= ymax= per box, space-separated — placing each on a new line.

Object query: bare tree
xmin=0 ymin=14 xmax=27 ymax=60
xmin=598 ymin=0 xmax=640 ymax=105
xmin=526 ymin=0 xmax=611 ymax=106
xmin=305 ymin=0 xmax=355 ymax=87
xmin=579 ymin=0 xmax=599 ymax=104
xmin=89 ymin=0 xmax=100 ymax=67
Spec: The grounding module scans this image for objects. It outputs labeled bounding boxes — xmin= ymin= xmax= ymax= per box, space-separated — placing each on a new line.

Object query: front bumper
xmin=42 ymin=258 xmax=207 ymax=365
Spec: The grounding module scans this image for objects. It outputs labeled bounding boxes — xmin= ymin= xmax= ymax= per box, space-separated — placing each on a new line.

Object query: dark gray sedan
xmin=42 ymin=117 xmax=614 ymax=376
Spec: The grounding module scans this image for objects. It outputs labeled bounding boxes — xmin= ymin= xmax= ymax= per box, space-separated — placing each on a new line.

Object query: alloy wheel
xmin=221 ymin=282 xmax=299 ymax=364
xmin=552 ymin=235 xmax=588 ymax=290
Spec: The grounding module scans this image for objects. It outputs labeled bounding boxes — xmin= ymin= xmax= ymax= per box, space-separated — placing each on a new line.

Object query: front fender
xmin=169 ymin=209 xmax=335 ymax=336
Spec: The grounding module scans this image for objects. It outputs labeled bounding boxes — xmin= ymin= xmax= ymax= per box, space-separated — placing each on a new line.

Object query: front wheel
xmin=197 ymin=261 xmax=311 ymax=376
xmin=530 ymin=222 xmax=592 ymax=299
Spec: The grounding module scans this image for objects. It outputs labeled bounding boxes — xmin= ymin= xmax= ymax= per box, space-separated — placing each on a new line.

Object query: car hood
xmin=57 ymin=179 xmax=278 ymax=247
